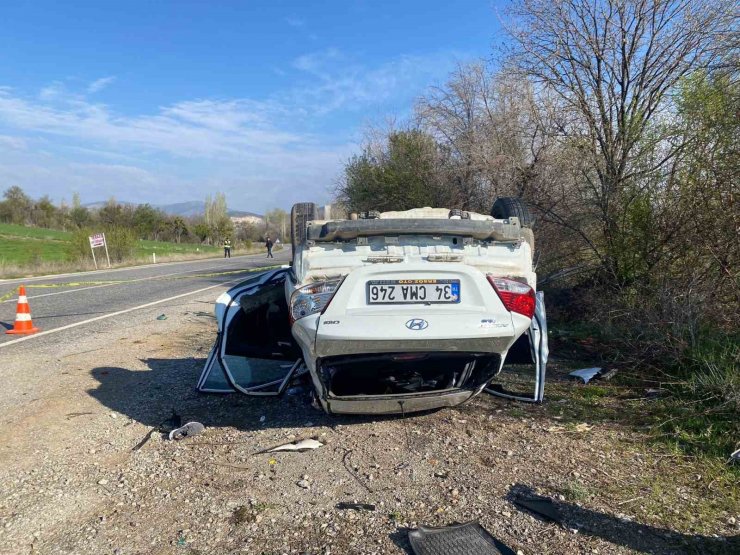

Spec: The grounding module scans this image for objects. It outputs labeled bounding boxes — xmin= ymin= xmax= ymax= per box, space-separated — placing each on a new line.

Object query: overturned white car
xmin=198 ymin=199 xmax=548 ymax=414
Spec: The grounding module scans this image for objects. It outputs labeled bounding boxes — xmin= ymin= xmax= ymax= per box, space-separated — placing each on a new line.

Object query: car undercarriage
xmin=198 ymin=202 xmax=548 ymax=414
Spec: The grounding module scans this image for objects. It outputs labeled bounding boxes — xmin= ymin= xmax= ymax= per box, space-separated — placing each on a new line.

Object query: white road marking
xmin=0 ymin=262 xmax=254 ymax=303
xmin=0 ymin=277 xmax=245 ymax=349
xmin=1 ymin=282 xmax=124 ymax=303
xmin=0 ymin=250 xmax=282 ymax=286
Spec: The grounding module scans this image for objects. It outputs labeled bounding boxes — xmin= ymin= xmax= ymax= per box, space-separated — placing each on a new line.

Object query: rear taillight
xmin=487 ymin=276 xmax=535 ymax=318
xmin=290 ymin=279 xmax=342 ymax=323
xmin=289 ymin=277 xmax=345 ymax=323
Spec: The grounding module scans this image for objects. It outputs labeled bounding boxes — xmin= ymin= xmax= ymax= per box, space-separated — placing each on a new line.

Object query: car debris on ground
xmin=511 ymin=494 xmax=563 ymax=524
xmin=335 ymin=502 xmax=376 ymax=512
xmin=3 ymin=301 xmax=737 ymax=554
xmin=568 ymin=367 xmax=603 ymax=383
xmin=256 ymin=438 xmax=324 ymax=454
xmin=168 ymin=421 xmax=204 ymax=441
xmin=408 ymin=520 xmax=516 ymax=555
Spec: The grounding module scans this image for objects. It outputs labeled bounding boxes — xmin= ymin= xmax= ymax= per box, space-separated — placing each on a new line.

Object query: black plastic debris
xmin=408 ymin=521 xmax=516 ymax=555
xmin=335 ymin=502 xmax=376 ymax=511
xmin=512 ymin=495 xmax=562 ymax=523
xmin=132 ymin=409 xmax=183 ymax=451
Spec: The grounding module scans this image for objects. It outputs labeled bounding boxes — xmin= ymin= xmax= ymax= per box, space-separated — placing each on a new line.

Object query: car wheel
xmin=491 ymin=197 xmax=532 ymax=227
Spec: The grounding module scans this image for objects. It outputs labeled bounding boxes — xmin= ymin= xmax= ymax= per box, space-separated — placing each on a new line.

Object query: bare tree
xmin=506 ymin=0 xmax=735 ymax=281
xmin=416 ymin=63 xmax=571 ymax=212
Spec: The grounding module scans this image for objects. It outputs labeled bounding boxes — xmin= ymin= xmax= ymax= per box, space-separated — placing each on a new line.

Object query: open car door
xmin=197 ymin=267 xmax=306 ymax=395
xmin=485 ymin=291 xmax=548 ymax=402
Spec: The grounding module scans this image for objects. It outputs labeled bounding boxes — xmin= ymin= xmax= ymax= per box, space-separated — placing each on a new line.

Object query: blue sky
xmin=0 ymin=1 xmax=505 ymax=212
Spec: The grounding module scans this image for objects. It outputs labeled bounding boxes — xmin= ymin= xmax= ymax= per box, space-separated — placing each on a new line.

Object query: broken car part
xmin=485 ymin=291 xmax=548 ymax=402
xmin=256 ymin=438 xmax=323 ymax=454
xmin=512 ymin=495 xmax=563 ymax=523
xmin=335 ymin=502 xmax=375 ymax=511
xmin=168 ymin=421 xmax=205 ymax=441
xmin=569 ymin=367 xmax=603 ymax=384
xmin=408 ymin=521 xmax=516 ymax=555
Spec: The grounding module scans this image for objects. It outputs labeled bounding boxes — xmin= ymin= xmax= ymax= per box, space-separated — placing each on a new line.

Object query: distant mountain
xmin=156 ymin=201 xmax=262 ymax=219
xmin=155 ymin=201 xmax=205 ymax=217
xmin=83 ymin=200 xmax=136 ymax=210
xmin=228 ymin=209 xmax=264 ymax=219
xmin=83 ymin=200 xmax=262 ymax=219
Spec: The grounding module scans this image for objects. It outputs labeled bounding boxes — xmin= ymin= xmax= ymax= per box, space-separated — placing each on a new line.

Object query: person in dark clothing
xmin=265 ymin=235 xmax=274 ymax=258
xmin=223 ymin=238 xmax=232 ymax=258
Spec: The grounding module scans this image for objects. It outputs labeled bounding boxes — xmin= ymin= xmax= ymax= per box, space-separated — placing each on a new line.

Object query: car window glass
xmin=222 ymin=355 xmax=295 ymax=391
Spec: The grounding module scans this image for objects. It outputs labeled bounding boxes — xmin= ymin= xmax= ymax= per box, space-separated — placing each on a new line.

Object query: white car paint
xmin=287 ymin=207 xmax=536 ymax=414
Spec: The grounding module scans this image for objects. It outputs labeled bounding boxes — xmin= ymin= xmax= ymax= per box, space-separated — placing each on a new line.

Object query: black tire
xmin=491 ymin=197 xmax=532 ymax=227
xmin=291 ymin=202 xmax=317 ymax=260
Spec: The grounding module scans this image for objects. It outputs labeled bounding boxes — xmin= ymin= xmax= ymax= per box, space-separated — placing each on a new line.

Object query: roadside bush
xmin=680 ymin=337 xmax=739 ymax=415
xmin=66 ymin=227 xmax=136 ymax=264
xmin=559 ymin=279 xmax=739 ymax=459
xmin=66 ymin=229 xmax=94 ymax=262
xmin=654 ymin=337 xmax=739 ymax=460
xmin=105 ymin=226 xmax=136 ymax=262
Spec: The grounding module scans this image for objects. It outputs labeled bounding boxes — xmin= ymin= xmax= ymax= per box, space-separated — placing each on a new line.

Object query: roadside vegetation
xmin=0 ymin=189 xmax=289 ymax=277
xmin=337 ymin=0 xmax=738 ymax=473
xmin=0 ymin=222 xmax=221 ymax=277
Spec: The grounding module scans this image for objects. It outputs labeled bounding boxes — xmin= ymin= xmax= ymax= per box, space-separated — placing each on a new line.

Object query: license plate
xmin=366 ymin=279 xmax=461 ymax=304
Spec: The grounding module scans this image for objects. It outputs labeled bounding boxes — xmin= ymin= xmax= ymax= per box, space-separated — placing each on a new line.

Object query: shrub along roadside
xmin=660 ymin=336 xmax=739 ymax=460
xmin=67 ymin=227 xmax=136 ymax=263
xmin=550 ymin=317 xmax=739 ymax=464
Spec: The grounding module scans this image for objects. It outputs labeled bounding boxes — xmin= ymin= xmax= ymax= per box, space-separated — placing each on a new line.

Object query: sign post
xmin=88 ymin=233 xmax=111 ymax=269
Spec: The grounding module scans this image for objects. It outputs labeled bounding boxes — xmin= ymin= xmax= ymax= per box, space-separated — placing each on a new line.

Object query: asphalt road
xmin=0 ymin=250 xmax=290 ymax=350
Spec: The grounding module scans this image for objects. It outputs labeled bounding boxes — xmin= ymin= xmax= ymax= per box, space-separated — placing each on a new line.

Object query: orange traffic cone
xmin=6 ymin=285 xmax=40 ymax=335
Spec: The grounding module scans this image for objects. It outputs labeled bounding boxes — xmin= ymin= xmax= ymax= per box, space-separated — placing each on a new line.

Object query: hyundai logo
xmin=405 ymin=318 xmax=429 ymax=330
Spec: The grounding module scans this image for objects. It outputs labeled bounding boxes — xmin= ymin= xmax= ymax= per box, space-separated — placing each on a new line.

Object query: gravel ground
xmin=0 ymin=292 xmax=737 ymax=555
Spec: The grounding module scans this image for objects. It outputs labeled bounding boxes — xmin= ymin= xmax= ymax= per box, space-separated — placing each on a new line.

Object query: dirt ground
xmin=0 ymin=292 xmax=738 ymax=555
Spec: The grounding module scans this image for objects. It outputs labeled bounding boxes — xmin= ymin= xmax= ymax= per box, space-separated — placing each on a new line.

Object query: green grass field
xmin=0 ymin=223 xmax=220 ymax=269
xmin=137 ymin=239 xmax=219 ymax=257
xmin=0 ymin=223 xmax=71 ymax=265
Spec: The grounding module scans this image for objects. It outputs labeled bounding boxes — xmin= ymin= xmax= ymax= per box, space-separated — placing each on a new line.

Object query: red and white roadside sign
xmin=88 ymin=232 xmax=111 ymax=269
xmin=89 ymin=233 xmax=106 ymax=248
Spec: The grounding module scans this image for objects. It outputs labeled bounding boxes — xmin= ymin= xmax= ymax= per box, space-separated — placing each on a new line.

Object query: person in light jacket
xmin=223 ymin=238 xmax=232 ymax=258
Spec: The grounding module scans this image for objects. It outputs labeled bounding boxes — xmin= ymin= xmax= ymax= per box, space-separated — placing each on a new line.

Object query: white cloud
xmin=0 ymin=86 xmax=352 ymax=208
xmin=292 ymin=48 xmax=344 ymax=75
xmin=285 ymin=16 xmax=305 ymax=28
xmin=87 ymin=76 xmax=116 ymax=94
xmin=0 ymin=90 xmax=306 ymax=159
xmin=288 ymin=48 xmax=464 ymax=116
xmin=39 ymin=81 xmax=66 ymax=101
xmin=0 ymin=49 xmax=465 ymax=210
xmin=0 ymin=134 xmax=27 ymax=150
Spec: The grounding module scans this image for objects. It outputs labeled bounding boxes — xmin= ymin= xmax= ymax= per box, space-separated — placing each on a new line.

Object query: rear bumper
xmin=316 ymin=336 xmax=512 ymax=357
xmin=324 ymin=389 xmax=476 ymax=415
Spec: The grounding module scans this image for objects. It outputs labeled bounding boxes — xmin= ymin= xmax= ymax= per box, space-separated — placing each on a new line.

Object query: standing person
xmin=265 ymin=235 xmax=274 ymax=258
xmin=223 ymin=237 xmax=232 ymax=258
